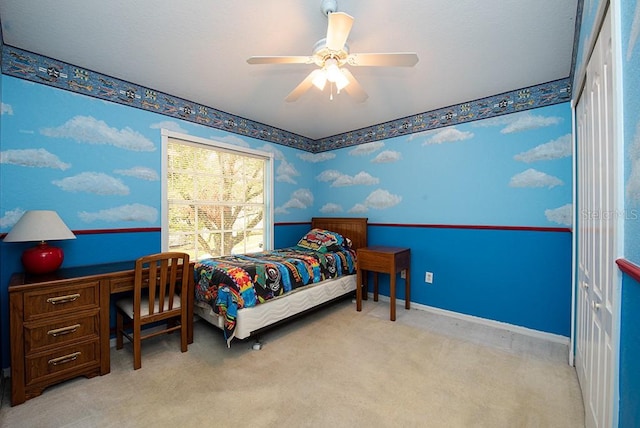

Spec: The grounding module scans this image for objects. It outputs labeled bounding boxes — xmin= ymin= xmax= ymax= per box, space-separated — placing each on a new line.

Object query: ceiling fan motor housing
xmin=313 ymin=38 xmax=349 ymax=67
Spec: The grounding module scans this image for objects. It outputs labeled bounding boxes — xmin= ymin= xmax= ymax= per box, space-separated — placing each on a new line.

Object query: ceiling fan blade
xmin=326 ymin=12 xmax=354 ymax=51
xmin=285 ymin=69 xmax=324 ymax=102
xmin=341 ymin=68 xmax=368 ymax=103
xmin=247 ymin=56 xmax=314 ymax=65
xmin=347 ymin=53 xmax=419 ymax=67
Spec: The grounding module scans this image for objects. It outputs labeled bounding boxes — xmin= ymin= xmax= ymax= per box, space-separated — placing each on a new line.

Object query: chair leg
xmin=116 ymin=311 xmax=124 ymax=350
xmin=133 ymin=320 xmax=142 ymax=370
xmin=180 ymin=314 xmax=188 ymax=353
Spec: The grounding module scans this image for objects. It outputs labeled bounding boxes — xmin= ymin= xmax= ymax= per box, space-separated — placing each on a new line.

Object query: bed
xmin=193 ymin=217 xmax=368 ymax=346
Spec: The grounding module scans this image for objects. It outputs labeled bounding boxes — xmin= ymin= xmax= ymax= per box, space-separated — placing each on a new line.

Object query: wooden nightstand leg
xmin=405 ymin=268 xmax=411 ymax=310
xmin=373 ymin=272 xmax=379 ymax=301
xmin=362 ymin=271 xmax=368 ymax=301
xmin=390 ymin=272 xmax=396 ymax=321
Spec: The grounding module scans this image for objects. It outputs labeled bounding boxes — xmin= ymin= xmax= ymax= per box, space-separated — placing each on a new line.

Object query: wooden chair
xmin=115 ymin=252 xmax=190 ymax=369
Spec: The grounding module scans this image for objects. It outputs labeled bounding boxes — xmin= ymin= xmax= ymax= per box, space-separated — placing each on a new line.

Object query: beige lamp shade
xmin=3 ymin=210 xmax=76 ymax=242
xmin=3 ymin=210 xmax=76 ymax=274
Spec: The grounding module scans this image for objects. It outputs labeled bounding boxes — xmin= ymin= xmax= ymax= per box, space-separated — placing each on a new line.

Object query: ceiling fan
xmin=246 ymin=1 xmax=419 ymax=103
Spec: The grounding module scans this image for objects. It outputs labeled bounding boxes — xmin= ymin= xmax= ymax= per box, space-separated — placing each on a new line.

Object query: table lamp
xmin=3 ymin=210 xmax=76 ymax=274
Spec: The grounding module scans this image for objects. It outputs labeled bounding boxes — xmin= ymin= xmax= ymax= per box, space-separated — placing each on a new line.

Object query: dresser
xmin=9 ymin=260 xmax=194 ymax=405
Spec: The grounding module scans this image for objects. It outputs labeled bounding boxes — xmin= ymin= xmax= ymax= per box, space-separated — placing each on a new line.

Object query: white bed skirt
xmin=194 ymin=274 xmax=356 ymax=340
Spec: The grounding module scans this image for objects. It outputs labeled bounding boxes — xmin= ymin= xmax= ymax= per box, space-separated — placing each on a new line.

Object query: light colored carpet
xmin=0 ymin=298 xmax=584 ymax=427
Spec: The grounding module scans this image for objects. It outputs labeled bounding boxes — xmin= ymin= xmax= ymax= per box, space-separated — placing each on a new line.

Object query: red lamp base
xmin=22 ymin=242 xmax=64 ymax=274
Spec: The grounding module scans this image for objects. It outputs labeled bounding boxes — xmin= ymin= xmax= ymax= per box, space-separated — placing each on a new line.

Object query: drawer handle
xmin=48 ymin=351 xmax=81 ymax=366
xmin=47 ymin=324 xmax=81 ymax=337
xmin=46 ymin=293 xmax=81 ymax=305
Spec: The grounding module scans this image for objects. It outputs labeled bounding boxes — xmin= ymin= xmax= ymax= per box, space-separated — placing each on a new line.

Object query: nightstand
xmin=356 ymin=246 xmax=411 ymax=321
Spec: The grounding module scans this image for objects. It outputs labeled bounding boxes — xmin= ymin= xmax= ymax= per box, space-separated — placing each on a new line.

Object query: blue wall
xmin=620 ymin=273 xmax=640 ymax=427
xmin=368 ymin=225 xmax=572 ymax=336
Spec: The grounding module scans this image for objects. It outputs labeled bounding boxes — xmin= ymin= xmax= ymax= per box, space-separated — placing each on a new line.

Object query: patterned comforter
xmin=194 ymin=246 xmax=357 ymax=345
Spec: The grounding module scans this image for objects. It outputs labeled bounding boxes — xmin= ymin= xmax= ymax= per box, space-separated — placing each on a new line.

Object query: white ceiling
xmin=0 ymin=0 xmax=579 ymax=140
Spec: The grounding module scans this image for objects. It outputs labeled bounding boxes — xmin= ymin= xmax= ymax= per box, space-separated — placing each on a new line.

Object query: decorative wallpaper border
xmin=312 ymin=78 xmax=571 ymax=152
xmin=1 ymin=45 xmax=571 ymax=153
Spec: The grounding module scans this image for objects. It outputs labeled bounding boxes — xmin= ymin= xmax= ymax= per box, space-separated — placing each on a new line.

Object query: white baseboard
xmin=368 ymin=293 xmax=570 ymax=346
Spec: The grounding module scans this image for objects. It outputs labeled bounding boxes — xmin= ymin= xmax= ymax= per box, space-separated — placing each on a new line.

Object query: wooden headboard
xmin=311 ymin=217 xmax=368 ymax=250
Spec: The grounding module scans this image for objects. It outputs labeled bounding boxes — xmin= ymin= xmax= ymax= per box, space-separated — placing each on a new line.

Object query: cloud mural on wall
xmin=500 ymin=112 xmax=563 ymax=134
xmin=78 ymin=203 xmax=158 ymax=223
xmin=371 ymin=150 xmax=401 ymax=163
xmin=545 ymin=203 xmax=573 ymax=226
xmin=320 ymin=203 xmax=343 ymax=213
xmin=41 ymin=115 xmax=156 ymax=151
xmin=1 ymin=148 xmax=71 ymax=170
xmin=0 ymin=208 xmax=25 ymax=229
xmin=257 ymin=143 xmax=284 ymax=161
xmin=276 ymin=160 xmax=300 ymax=184
xmin=297 ymin=152 xmax=336 ymax=162
xmin=365 ymin=189 xmax=402 ymax=209
xmin=420 ymin=127 xmax=474 ymax=145
xmin=1 ymin=102 xmax=14 ymax=115
xmin=509 ymin=168 xmax=563 ymax=188
xmin=150 ymin=120 xmax=189 ymax=134
xmin=275 ymin=188 xmax=314 ymax=214
xmin=53 ymin=172 xmax=130 ymax=195
xmin=346 ymin=189 xmax=403 ymax=213
xmin=332 ymin=171 xmax=379 ymax=187
xmin=254 ymin=143 xmax=302 ymax=184
xmin=474 ymin=111 xmax=563 ymax=133
xmin=349 ymin=141 xmax=384 ymax=156
xmin=514 ymin=134 xmax=572 ymax=162
xmin=627 ymin=120 xmax=640 ymax=204
xmin=114 ymin=166 xmax=159 ymax=181
xmin=317 ymin=170 xmax=379 ymax=187
xmin=348 ymin=204 xmax=368 ymax=213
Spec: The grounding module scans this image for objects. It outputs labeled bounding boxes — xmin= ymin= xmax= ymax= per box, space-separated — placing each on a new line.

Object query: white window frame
xmin=160 ymin=129 xmax=274 ymax=256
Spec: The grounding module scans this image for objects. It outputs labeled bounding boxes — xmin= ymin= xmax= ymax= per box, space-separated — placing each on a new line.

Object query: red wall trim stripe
xmin=368 ymin=223 xmax=571 ymax=232
xmin=1 ymin=223 xmax=571 ymax=239
xmin=616 ymin=258 xmax=640 ymax=283
xmin=71 ymin=227 xmax=161 ymax=235
xmin=275 ymin=221 xmax=571 ymax=233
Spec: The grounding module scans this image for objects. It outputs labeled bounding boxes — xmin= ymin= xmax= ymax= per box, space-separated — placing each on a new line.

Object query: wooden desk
xmin=9 ymin=260 xmax=194 ymax=405
xmin=356 ymin=246 xmax=411 ymax=321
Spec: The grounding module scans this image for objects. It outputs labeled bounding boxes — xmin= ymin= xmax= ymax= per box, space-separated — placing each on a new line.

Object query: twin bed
xmin=193 ymin=217 xmax=368 ymax=346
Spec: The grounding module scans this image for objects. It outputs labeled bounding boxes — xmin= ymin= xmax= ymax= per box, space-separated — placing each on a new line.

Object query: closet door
xmin=574 ymin=8 xmax=618 ymax=428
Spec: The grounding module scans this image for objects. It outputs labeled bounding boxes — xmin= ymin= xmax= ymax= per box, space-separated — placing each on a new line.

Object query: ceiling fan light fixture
xmin=312 ymin=72 xmax=327 ymax=90
xmin=334 ymin=69 xmax=350 ymax=91
xmin=325 ymin=61 xmax=341 ymax=81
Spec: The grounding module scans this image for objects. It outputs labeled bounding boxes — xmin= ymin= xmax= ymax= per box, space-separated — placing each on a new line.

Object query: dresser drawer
xmin=24 ymin=310 xmax=100 ymax=354
xmin=108 ymin=276 xmax=135 ymax=294
xmin=23 ymin=281 xmax=100 ymax=321
xmin=25 ymin=340 xmax=100 ymax=386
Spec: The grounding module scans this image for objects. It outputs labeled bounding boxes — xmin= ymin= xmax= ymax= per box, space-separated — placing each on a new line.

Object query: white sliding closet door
xmin=574 ymin=8 xmax=619 ymax=428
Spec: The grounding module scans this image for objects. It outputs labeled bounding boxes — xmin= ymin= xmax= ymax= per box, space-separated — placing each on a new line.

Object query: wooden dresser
xmin=9 ymin=261 xmax=195 ymax=405
xmin=9 ymin=270 xmax=111 ymax=405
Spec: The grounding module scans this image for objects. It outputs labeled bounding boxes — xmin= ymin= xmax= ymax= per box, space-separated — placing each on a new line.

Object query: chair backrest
xmin=134 ymin=252 xmax=190 ymax=318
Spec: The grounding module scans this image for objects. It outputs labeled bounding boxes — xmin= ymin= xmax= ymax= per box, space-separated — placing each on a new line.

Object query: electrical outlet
xmin=425 ymin=271 xmax=433 ymax=284
xmin=401 ymin=269 xmax=406 ymax=279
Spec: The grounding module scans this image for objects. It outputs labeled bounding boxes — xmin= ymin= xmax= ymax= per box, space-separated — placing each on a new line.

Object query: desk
xmin=356 ymin=246 xmax=411 ymax=321
xmin=9 ymin=260 xmax=194 ymax=405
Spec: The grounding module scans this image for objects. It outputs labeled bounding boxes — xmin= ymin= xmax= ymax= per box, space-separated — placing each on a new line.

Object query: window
xmin=161 ymin=130 xmax=273 ymax=260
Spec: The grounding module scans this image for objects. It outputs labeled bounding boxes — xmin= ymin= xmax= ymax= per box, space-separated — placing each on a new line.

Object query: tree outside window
xmin=163 ymin=132 xmax=272 ymax=260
